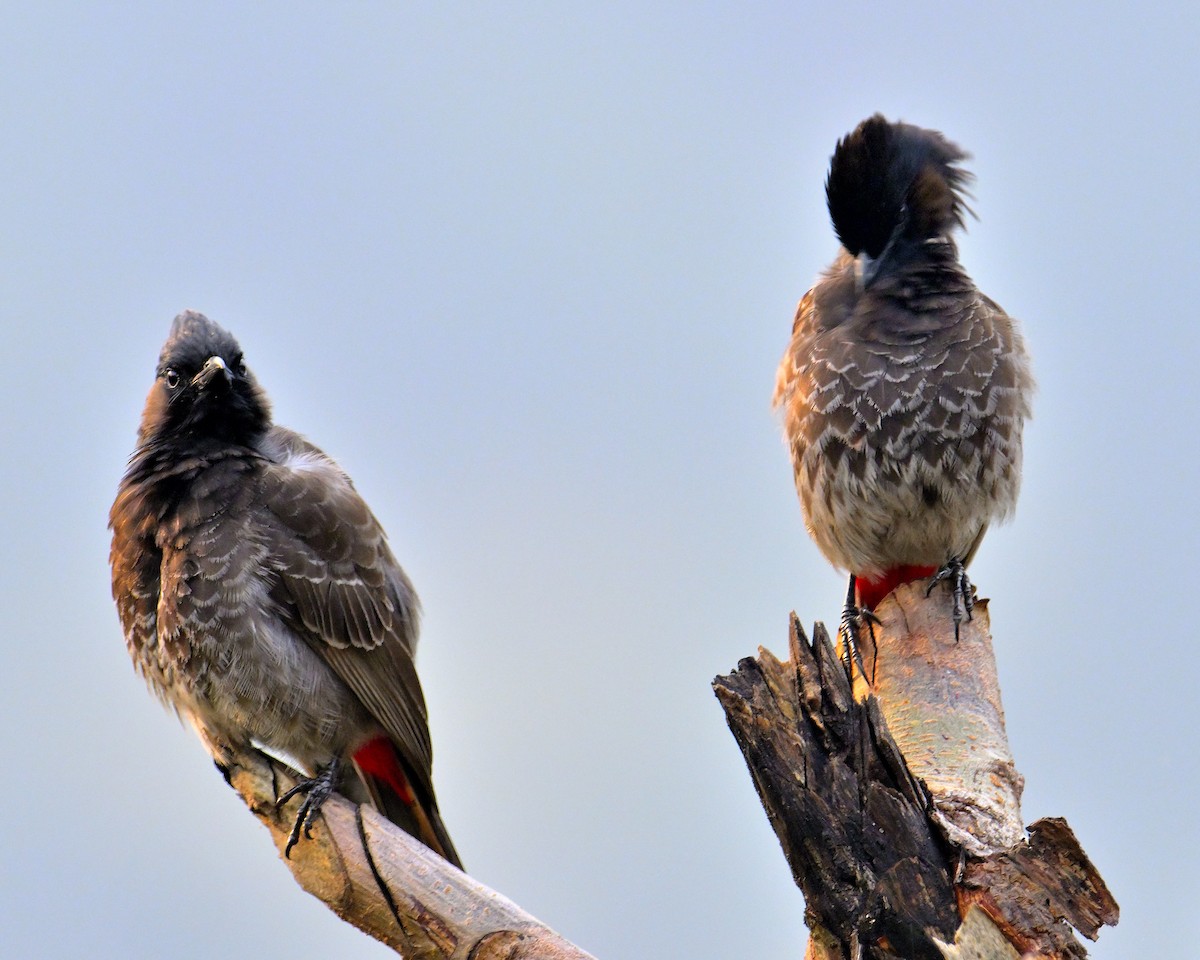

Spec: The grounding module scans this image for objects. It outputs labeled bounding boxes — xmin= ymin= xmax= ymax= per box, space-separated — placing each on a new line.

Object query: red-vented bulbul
xmin=774 ymin=115 xmax=1034 ymax=639
xmin=110 ymin=310 xmax=461 ymax=866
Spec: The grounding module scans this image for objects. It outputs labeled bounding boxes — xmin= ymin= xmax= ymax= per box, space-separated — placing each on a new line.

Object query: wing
xmin=255 ymin=426 xmax=434 ymax=794
xmin=773 ymin=278 xmax=877 ymax=492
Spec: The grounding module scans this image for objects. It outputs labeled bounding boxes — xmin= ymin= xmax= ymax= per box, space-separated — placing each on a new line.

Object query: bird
xmin=109 ymin=310 xmax=461 ymax=867
xmin=773 ymin=114 xmax=1033 ymax=646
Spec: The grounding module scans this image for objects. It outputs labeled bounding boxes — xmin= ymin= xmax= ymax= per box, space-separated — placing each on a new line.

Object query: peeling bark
xmin=714 ymin=582 xmax=1118 ymax=959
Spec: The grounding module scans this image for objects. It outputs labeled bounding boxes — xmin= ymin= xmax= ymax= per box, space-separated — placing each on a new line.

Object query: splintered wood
xmin=715 ymin=617 xmax=958 ymax=959
xmin=714 ymin=581 xmax=1117 ymax=959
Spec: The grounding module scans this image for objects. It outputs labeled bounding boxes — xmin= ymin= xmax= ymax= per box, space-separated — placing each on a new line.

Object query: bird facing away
xmin=110 ymin=310 xmax=461 ymax=867
xmin=773 ymin=115 xmax=1033 ymax=632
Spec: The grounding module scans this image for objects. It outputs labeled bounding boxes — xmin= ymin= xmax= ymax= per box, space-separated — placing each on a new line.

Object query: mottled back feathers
xmin=776 ymin=118 xmax=1033 ymax=578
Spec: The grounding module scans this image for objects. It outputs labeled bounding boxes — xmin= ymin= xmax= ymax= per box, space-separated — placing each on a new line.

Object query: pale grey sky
xmin=3 ymin=4 xmax=1193 ymax=958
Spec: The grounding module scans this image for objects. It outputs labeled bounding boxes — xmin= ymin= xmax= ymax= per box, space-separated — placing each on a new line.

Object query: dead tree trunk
xmin=713 ymin=582 xmax=1118 ymax=959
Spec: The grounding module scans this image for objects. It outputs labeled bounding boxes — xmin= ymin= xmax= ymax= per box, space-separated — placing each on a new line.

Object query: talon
xmin=926 ymin=558 xmax=974 ymax=641
xmin=839 ymin=575 xmax=878 ymax=685
xmin=276 ymin=758 xmax=341 ymax=858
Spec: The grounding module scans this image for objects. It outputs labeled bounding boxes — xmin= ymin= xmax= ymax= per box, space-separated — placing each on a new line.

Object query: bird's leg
xmin=276 ymin=756 xmax=342 ymax=858
xmin=839 ymin=575 xmax=880 ymax=686
xmin=925 ymin=557 xmax=974 ymax=641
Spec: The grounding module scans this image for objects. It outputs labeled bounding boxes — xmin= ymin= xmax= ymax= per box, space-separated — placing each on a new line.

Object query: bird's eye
xmin=164 ymin=369 xmax=181 ymax=389
xmin=233 ymin=357 xmax=247 ymax=376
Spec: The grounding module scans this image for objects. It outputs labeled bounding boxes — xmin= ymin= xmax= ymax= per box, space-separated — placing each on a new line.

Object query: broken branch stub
xmin=714 ymin=582 xmax=1117 ymax=958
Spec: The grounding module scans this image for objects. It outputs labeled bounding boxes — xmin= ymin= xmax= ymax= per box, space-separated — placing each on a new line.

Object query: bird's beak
xmin=854 ymin=252 xmax=878 ymax=291
xmin=193 ymin=355 xmax=230 ymax=389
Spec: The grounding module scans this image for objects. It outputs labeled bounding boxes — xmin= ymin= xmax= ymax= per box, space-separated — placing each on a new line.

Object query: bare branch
xmin=221 ymin=749 xmax=595 ymax=960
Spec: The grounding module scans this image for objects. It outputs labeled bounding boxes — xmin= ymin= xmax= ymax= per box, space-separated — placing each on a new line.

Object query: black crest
xmin=158 ymin=310 xmax=244 ymax=377
xmin=138 ymin=310 xmax=271 ymax=449
xmin=825 ymin=114 xmax=972 ymax=260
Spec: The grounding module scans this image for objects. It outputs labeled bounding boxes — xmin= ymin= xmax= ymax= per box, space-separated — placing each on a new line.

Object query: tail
xmin=351 ymin=736 xmax=464 ymax=870
xmin=825 ymin=114 xmax=972 ymax=267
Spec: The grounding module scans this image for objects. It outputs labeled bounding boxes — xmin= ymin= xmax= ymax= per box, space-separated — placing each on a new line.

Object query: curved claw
xmin=276 ymin=758 xmax=342 ymax=858
xmin=925 ymin=558 xmax=975 ymax=641
xmin=839 ymin=575 xmax=879 ymax=685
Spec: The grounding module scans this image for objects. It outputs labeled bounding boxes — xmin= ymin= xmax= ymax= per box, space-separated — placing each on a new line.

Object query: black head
xmin=136 ymin=310 xmax=271 ymax=449
xmin=825 ymin=114 xmax=972 ymax=260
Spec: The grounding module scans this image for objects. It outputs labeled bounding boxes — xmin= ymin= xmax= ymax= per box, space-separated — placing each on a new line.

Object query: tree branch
xmin=220 ymin=749 xmax=595 ymax=960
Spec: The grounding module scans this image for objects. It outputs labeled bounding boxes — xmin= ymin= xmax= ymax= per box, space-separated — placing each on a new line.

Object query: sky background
xmin=2 ymin=4 xmax=1193 ymax=958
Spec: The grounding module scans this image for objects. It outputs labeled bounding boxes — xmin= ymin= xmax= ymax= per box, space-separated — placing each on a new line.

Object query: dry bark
xmin=713 ymin=582 xmax=1118 ymax=959
xmin=220 ymin=749 xmax=595 ymax=960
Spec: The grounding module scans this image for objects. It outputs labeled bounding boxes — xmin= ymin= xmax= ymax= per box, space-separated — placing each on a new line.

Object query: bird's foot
xmin=839 ymin=576 xmax=880 ymax=685
xmin=276 ymin=757 xmax=341 ymax=858
xmin=925 ymin=558 xmax=974 ymax=641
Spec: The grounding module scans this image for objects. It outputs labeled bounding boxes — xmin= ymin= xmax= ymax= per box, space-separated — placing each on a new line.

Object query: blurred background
xmin=2 ymin=3 xmax=1193 ymax=957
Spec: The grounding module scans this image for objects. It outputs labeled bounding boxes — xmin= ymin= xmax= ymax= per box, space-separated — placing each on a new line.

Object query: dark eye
xmin=164 ymin=369 xmax=181 ymax=389
xmin=233 ymin=357 xmax=247 ymax=377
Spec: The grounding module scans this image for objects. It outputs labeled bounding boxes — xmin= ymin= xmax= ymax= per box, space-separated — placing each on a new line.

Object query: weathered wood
xmin=932 ymin=905 xmax=1020 ymax=960
xmin=865 ymin=584 xmax=1024 ymax=856
xmin=957 ymin=818 xmax=1119 ymax=959
xmin=714 ymin=617 xmax=958 ymax=959
xmin=222 ymin=749 xmax=595 ymax=960
xmin=714 ymin=583 xmax=1118 ymax=959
